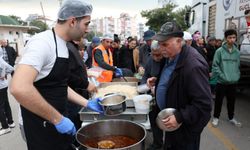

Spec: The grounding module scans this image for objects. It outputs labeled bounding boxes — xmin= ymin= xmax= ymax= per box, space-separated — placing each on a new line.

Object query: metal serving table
xmin=79 ymin=81 xmax=151 ymax=129
xmin=94 ymin=82 xmax=138 ymax=107
xmin=79 ymin=104 xmax=151 ymax=129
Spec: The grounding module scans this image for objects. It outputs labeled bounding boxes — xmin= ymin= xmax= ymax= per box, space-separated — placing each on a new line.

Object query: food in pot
xmin=96 ymin=85 xmax=137 ymax=99
xmin=97 ymin=140 xmax=115 ymax=149
xmin=84 ymin=135 xmax=138 ymax=149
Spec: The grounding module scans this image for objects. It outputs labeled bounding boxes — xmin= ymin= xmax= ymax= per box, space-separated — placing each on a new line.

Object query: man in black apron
xmin=10 ymin=1 xmax=103 ymax=150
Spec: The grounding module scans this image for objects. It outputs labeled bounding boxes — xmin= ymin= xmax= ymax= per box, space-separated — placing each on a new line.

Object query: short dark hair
xmin=128 ymin=37 xmax=136 ymax=43
xmin=57 ymin=16 xmax=85 ymax=24
xmin=113 ymin=34 xmax=120 ymax=43
xmin=57 ymin=19 xmax=67 ymax=24
xmin=224 ymin=29 xmax=237 ymax=38
xmin=194 ymin=30 xmax=200 ymax=34
xmin=245 ymin=9 xmax=250 ymax=15
xmin=127 ymin=36 xmax=132 ymax=41
xmin=114 ymin=37 xmax=120 ymax=43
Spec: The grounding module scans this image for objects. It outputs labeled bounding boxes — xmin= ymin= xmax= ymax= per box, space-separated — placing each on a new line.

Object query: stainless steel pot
xmin=76 ymin=119 xmax=147 ymax=150
xmin=156 ymin=108 xmax=182 ymax=132
xmin=99 ymin=94 xmax=126 ymax=116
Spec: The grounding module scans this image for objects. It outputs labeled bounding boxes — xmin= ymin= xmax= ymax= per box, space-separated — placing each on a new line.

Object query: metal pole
xmin=40 ymin=1 xmax=46 ymax=24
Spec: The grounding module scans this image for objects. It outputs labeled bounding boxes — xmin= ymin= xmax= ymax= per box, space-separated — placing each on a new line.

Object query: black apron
xmin=21 ymin=28 xmax=74 ymax=150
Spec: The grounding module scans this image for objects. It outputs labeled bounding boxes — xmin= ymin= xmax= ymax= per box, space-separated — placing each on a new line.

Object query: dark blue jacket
xmin=141 ymin=57 xmax=164 ymax=84
xmin=155 ymin=45 xmax=212 ymax=145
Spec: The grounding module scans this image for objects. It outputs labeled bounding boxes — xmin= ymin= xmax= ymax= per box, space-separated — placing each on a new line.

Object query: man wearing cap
xmin=92 ymin=34 xmax=123 ymax=82
xmin=85 ymin=36 xmax=100 ymax=68
xmin=10 ymin=1 xmax=103 ymax=150
xmin=139 ymin=30 xmax=156 ymax=75
xmin=147 ymin=22 xmax=212 ymax=150
xmin=205 ymin=36 xmax=217 ymax=71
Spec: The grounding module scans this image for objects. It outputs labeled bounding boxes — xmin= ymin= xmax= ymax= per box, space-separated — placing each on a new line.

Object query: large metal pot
xmin=99 ymin=94 xmax=127 ymax=116
xmin=76 ymin=120 xmax=146 ymax=150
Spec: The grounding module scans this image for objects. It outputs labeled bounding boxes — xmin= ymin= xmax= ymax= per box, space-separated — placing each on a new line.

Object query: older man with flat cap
xmin=10 ymin=0 xmax=103 ymax=150
xmin=147 ymin=22 xmax=212 ymax=150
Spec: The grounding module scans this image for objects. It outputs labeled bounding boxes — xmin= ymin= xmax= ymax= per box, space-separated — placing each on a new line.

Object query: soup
xmin=84 ymin=135 xmax=138 ymax=149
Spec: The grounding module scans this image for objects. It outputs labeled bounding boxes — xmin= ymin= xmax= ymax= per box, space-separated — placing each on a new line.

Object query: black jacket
xmin=112 ymin=47 xmax=120 ymax=67
xmin=94 ymin=49 xmax=116 ymax=71
xmin=67 ymin=41 xmax=90 ymax=130
xmin=141 ymin=57 xmax=163 ymax=84
xmin=1 ymin=45 xmax=17 ymax=66
xmin=205 ymin=44 xmax=217 ymax=71
xmin=119 ymin=45 xmax=136 ymax=73
xmin=155 ymin=45 xmax=212 ymax=146
xmin=67 ymin=42 xmax=89 ymax=96
xmin=191 ymin=42 xmax=207 ymax=62
xmin=85 ymin=45 xmax=93 ymax=68
xmin=139 ymin=43 xmax=151 ymax=68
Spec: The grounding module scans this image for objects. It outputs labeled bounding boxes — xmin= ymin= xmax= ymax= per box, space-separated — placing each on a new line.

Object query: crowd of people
xmin=0 ymin=0 xmax=246 ymax=150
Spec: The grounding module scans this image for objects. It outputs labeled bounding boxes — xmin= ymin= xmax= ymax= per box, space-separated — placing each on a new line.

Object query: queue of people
xmin=0 ymin=0 xmax=245 ymax=150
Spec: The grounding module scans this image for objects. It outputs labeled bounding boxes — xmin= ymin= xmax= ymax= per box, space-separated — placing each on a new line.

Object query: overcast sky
xmin=0 ymin=0 xmax=192 ymax=21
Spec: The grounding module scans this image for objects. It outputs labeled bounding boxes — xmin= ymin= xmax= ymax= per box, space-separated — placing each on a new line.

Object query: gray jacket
xmin=139 ymin=43 xmax=151 ymax=68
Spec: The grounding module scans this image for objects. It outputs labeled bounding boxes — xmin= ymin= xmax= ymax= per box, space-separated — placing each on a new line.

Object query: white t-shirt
xmin=19 ymin=30 xmax=69 ymax=81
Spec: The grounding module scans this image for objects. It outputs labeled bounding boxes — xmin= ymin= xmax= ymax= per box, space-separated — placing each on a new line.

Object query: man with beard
xmin=10 ymin=1 xmax=103 ymax=150
xmin=92 ymin=34 xmax=123 ymax=82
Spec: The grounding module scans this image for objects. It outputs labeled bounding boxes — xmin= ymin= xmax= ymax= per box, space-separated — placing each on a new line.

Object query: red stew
xmin=84 ymin=135 xmax=138 ymax=149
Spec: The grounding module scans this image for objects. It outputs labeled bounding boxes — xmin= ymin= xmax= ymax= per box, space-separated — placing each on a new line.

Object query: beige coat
xmin=133 ymin=47 xmax=139 ymax=72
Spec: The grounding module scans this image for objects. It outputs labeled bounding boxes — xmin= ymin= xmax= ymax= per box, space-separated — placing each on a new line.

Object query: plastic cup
xmin=133 ymin=94 xmax=152 ymax=113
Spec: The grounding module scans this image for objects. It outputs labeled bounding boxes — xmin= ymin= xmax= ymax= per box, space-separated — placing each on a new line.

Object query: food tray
xmin=112 ymin=77 xmax=140 ymax=82
xmin=98 ymin=82 xmax=138 ymax=88
xmin=79 ymin=107 xmax=148 ymax=123
xmin=95 ymin=82 xmax=138 ymax=107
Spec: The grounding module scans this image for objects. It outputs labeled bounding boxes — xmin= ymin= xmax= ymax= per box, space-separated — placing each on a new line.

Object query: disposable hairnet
xmin=58 ymin=0 xmax=93 ymax=20
xmin=151 ymin=40 xmax=160 ymax=50
xmin=102 ymin=34 xmax=113 ymax=41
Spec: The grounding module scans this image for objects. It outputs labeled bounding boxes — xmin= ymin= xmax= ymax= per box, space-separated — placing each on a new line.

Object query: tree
xmin=27 ymin=20 xmax=48 ymax=35
xmin=85 ymin=31 xmax=103 ymax=41
xmin=8 ymin=15 xmax=48 ymax=35
xmin=173 ymin=5 xmax=191 ymax=30
xmin=141 ymin=3 xmax=191 ymax=31
xmin=8 ymin=15 xmax=27 ymax=25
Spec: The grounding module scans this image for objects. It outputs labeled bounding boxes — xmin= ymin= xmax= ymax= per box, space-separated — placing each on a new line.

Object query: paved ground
xmin=1 ymin=87 xmax=250 ymax=150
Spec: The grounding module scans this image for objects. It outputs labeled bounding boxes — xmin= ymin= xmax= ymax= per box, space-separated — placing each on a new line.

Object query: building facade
xmin=0 ymin=15 xmax=38 ymax=55
xmin=90 ymin=13 xmax=145 ymax=40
